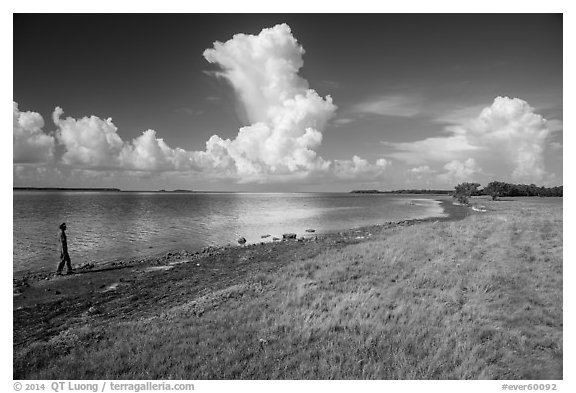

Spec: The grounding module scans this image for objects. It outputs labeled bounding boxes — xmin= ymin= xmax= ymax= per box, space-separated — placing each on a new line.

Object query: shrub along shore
xmin=13 ymin=196 xmax=562 ymax=379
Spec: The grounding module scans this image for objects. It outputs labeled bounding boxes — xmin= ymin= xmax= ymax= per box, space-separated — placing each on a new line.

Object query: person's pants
xmin=57 ymin=252 xmax=73 ymax=273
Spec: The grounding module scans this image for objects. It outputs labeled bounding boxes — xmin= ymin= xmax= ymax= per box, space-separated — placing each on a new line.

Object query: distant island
xmin=14 ymin=187 xmax=121 ymax=192
xmin=14 ymin=187 xmax=195 ymax=193
xmin=157 ymin=189 xmax=194 ymax=193
xmin=351 ymin=189 xmax=452 ymax=195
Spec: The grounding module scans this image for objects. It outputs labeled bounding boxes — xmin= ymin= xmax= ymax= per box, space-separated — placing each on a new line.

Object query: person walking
xmin=56 ymin=222 xmax=74 ymax=275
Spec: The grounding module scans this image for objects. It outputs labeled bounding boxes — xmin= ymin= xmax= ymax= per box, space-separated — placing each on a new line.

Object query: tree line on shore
xmin=453 ymin=181 xmax=563 ymax=204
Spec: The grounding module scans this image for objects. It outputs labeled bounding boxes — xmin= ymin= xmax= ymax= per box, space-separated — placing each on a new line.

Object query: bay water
xmin=13 ymin=191 xmax=447 ymax=273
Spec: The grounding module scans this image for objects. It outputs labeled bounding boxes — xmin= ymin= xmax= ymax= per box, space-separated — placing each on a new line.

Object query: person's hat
xmin=59 ymin=223 xmax=66 ymax=229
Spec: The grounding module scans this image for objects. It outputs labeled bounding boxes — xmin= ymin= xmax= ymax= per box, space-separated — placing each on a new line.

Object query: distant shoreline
xmin=13 ymin=187 xmax=194 ymax=193
xmin=350 ymin=189 xmax=452 ymax=195
xmin=13 ymin=187 xmax=122 ymax=192
xmin=13 ymin=187 xmax=452 ymax=195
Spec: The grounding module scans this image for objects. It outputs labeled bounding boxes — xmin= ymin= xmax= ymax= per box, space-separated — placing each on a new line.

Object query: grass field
xmin=14 ymin=197 xmax=562 ymax=379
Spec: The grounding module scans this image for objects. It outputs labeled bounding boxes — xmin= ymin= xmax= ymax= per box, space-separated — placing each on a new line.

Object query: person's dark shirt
xmin=58 ymin=230 xmax=68 ymax=254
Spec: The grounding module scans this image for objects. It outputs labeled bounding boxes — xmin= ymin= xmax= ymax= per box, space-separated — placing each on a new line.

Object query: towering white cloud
xmin=201 ymin=24 xmax=336 ymax=181
xmin=13 ymin=102 xmax=55 ymax=163
xmin=204 ymin=24 xmax=313 ymax=124
xmin=198 ymin=23 xmax=390 ymax=183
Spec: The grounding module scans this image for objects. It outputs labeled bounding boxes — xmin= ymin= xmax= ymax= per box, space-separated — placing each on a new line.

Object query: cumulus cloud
xmin=54 ymin=107 xmax=124 ymax=168
xmin=201 ymin=23 xmax=337 ymax=181
xmin=13 ymin=102 xmax=55 ymax=163
xmin=437 ymin=158 xmax=480 ymax=184
xmin=120 ymin=129 xmax=196 ymax=171
xmin=333 ymin=156 xmax=389 ymax=180
xmin=460 ymin=97 xmax=549 ymax=181
xmin=384 ymin=96 xmax=555 ymax=183
xmin=54 ymin=107 xmax=196 ymax=172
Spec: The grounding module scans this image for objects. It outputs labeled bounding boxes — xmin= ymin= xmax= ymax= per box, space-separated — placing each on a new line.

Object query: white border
xmin=4 ymin=2 xmax=572 ymax=392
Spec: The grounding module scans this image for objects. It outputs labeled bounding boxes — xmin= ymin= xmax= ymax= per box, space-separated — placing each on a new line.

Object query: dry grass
xmin=14 ymin=197 xmax=562 ymax=379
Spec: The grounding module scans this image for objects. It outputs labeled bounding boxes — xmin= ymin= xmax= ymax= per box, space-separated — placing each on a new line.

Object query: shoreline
xmin=13 ymin=195 xmax=464 ymax=279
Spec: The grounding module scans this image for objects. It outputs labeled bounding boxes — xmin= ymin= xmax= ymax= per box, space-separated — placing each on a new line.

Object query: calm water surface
xmin=13 ymin=191 xmax=447 ymax=273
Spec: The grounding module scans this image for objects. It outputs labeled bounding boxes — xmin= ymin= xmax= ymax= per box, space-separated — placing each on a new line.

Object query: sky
xmin=13 ymin=13 xmax=563 ymax=191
